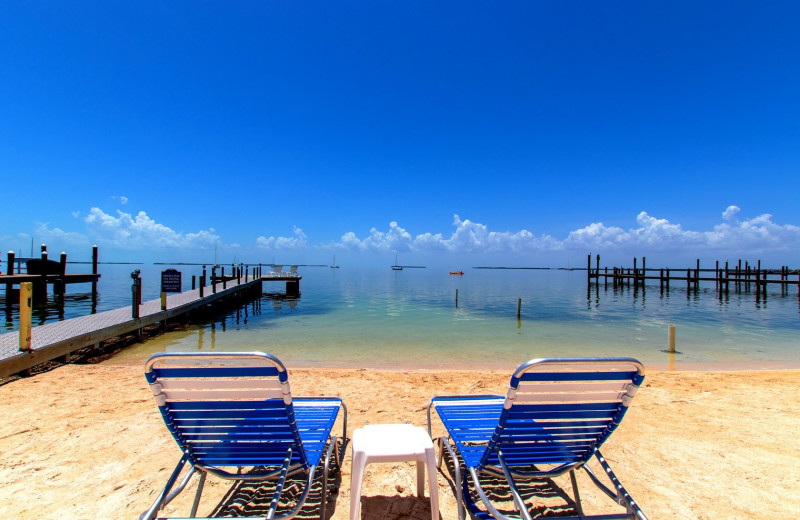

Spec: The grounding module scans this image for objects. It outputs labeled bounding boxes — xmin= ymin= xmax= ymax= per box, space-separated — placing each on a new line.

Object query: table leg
xmin=425 ymin=446 xmax=440 ymax=520
xmin=350 ymin=451 xmax=367 ymax=520
xmin=416 ymin=460 xmax=425 ymax=497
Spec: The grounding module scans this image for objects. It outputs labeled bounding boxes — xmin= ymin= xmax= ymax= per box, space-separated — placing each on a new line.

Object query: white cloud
xmin=112 ymin=195 xmax=129 ymax=205
xmin=256 ymin=226 xmax=308 ymax=250
xmin=333 ymin=208 xmax=800 ymax=257
xmin=84 ymin=207 xmax=219 ymax=249
xmin=34 ymin=223 xmax=90 ymax=247
xmin=722 ymin=205 xmax=740 ymax=221
xmin=335 ymin=216 xmax=558 ymax=254
xmin=14 ymin=204 xmax=800 ymax=263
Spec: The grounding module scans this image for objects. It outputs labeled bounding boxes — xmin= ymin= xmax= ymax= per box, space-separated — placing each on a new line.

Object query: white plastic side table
xmin=350 ymin=424 xmax=439 ymax=520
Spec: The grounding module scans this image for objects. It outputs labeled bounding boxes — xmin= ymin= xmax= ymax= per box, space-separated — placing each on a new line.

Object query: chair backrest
xmin=289 ymin=265 xmax=298 ymax=274
xmin=480 ymin=357 xmax=645 ymax=471
xmin=273 ymin=264 xmax=283 ymax=274
xmin=145 ymin=352 xmax=309 ymax=470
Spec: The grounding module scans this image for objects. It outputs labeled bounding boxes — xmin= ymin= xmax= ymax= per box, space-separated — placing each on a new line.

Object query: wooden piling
xmin=92 ymin=245 xmax=99 ymax=300
xmin=642 ymin=256 xmax=646 ymax=288
xmin=19 ymin=282 xmax=32 ymax=351
xmin=5 ymin=251 xmax=15 ymax=293
xmin=587 ymin=254 xmax=592 ymax=283
xmin=668 ymin=324 xmax=676 ymax=353
xmin=516 ymin=298 xmax=521 ymax=319
xmin=695 ymin=259 xmax=700 ymax=291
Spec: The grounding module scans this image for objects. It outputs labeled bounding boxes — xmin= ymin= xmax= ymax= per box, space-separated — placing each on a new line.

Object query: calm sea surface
xmin=4 ymin=263 xmax=800 ymax=369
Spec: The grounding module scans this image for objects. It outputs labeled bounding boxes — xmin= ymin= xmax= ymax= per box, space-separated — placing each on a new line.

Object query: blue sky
xmin=2 ymin=2 xmax=799 ymax=268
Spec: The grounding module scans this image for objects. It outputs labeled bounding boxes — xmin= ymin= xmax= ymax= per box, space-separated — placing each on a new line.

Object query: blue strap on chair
xmin=141 ymin=352 xmax=347 ymax=520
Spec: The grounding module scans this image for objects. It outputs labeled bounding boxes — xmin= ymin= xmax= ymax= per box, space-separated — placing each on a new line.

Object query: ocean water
xmin=4 ymin=263 xmax=800 ymax=369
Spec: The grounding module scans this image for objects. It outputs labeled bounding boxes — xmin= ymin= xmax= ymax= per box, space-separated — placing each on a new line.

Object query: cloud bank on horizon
xmin=12 ymin=204 xmax=799 ymax=264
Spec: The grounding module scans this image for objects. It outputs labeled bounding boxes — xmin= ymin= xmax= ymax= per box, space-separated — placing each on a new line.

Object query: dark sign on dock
xmin=161 ymin=269 xmax=182 ymax=293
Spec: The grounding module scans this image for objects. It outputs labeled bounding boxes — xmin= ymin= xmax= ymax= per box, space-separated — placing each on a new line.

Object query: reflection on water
xmin=4 ymin=264 xmax=800 ymax=369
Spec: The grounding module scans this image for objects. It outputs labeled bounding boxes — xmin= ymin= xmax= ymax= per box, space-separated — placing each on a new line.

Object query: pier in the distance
xmin=586 ymin=253 xmax=799 ymax=298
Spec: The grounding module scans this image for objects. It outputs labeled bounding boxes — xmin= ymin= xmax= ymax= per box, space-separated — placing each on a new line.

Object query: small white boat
xmin=330 ymin=254 xmax=339 ymax=269
xmin=391 ymin=253 xmax=403 ymax=270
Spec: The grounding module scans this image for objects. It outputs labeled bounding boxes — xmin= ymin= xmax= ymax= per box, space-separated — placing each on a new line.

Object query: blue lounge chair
xmin=141 ymin=352 xmax=347 ymax=520
xmin=428 ymin=357 xmax=647 ymax=520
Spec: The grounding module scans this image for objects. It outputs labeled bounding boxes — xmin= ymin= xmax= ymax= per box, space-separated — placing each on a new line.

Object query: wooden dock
xmin=586 ymin=254 xmax=800 ymax=295
xmin=0 ymin=260 xmax=306 ymax=379
xmin=1 ymin=246 xmax=101 ymax=302
xmin=0 ymin=277 xmax=266 ymax=379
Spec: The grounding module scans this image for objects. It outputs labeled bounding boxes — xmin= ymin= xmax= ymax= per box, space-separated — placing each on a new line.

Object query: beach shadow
xmin=358 ymin=495 xmax=436 ymax=520
xmin=205 ymin=463 xmax=343 ymax=519
xmin=437 ymin=446 xmax=581 ymax=518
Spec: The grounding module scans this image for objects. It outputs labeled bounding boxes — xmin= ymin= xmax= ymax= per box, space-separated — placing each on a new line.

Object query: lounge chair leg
xmin=140 ymin=454 xmax=190 ymax=520
xmin=497 ymin=454 xmax=533 ymax=520
xmin=439 ymin=439 xmax=464 ymax=520
xmin=582 ymin=450 xmax=649 ymax=520
xmin=322 ymin=437 xmax=340 ymax=520
xmin=569 ymin=469 xmax=585 ymax=517
xmin=266 ymin=448 xmax=293 ymax=520
xmin=190 ymin=471 xmax=206 ymax=517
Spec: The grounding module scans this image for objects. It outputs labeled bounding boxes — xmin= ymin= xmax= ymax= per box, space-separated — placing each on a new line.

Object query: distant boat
xmin=330 ymin=255 xmax=339 ymax=269
xmin=391 ymin=253 xmax=403 ymax=271
xmin=449 ymin=271 xmax=464 ymax=275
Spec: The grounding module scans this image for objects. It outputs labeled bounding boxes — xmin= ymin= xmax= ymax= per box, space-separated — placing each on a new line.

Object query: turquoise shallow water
xmin=83 ymin=264 xmax=800 ymax=370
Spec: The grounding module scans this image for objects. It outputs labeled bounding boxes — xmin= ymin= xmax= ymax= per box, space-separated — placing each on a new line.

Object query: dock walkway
xmin=0 ymin=277 xmax=265 ymax=379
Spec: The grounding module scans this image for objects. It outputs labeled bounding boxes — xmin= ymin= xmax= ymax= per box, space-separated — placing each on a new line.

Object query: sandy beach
xmin=1 ymin=359 xmax=798 ymax=519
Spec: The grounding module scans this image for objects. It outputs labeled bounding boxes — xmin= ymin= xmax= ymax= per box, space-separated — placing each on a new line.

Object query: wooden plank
xmin=0 ymin=273 xmax=101 ymax=284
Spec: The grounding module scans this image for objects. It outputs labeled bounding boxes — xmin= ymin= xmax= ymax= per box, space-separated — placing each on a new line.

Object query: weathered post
xmin=19 ymin=282 xmax=33 ymax=352
xmin=41 ymin=243 xmax=47 ymax=261
xmin=192 ymin=275 xmax=196 ymax=290
xmin=516 ymin=297 xmax=522 ymax=319
xmin=695 ymin=259 xmax=700 ymax=291
xmin=55 ymin=252 xmax=67 ymax=297
xmin=455 ymin=288 xmax=459 ymax=308
xmin=755 ymin=268 xmax=761 ymax=299
xmin=668 ymin=324 xmax=676 ymax=353
xmin=222 ymin=266 xmax=227 ymax=289
xmin=91 ymin=245 xmax=99 ymax=301
xmin=5 ymin=251 xmax=15 ymax=294
xmin=212 ymin=266 xmax=217 ymax=294
xmin=131 ymin=269 xmax=141 ymax=319
xmin=642 ymin=256 xmax=646 ymax=288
